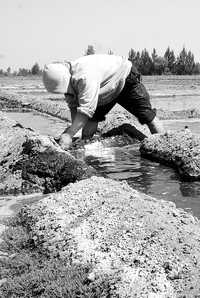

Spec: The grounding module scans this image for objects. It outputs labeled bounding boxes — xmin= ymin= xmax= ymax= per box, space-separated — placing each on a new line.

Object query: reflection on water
xmin=74 ymin=141 xmax=200 ymax=218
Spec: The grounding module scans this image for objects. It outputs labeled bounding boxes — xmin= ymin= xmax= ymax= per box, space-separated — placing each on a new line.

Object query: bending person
xmin=43 ymin=54 xmax=163 ymax=150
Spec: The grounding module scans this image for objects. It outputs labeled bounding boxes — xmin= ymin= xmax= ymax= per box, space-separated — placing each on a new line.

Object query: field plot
xmin=1 ymin=74 xmax=200 ymax=97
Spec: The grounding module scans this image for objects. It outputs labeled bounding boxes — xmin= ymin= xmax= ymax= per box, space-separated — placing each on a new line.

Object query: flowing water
xmin=3 ymin=110 xmax=200 ymax=218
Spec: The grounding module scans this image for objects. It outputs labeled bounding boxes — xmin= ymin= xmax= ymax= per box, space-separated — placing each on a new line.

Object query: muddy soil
xmin=140 ymin=130 xmax=200 ymax=180
xmin=0 ymin=112 xmax=95 ymax=195
xmin=1 ymin=90 xmax=200 ymax=297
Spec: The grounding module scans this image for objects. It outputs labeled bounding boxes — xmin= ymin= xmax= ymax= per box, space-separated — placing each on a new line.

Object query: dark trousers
xmin=92 ymin=63 xmax=156 ymax=124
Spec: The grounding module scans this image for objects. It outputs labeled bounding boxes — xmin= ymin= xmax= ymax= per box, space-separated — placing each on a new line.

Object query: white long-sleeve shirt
xmin=65 ymin=54 xmax=132 ymax=118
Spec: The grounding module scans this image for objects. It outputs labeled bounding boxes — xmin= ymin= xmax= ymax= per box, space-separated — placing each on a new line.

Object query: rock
xmin=16 ymin=176 xmax=200 ymax=297
xmin=0 ymin=112 xmax=95 ymax=194
xmin=140 ymin=131 xmax=200 ymax=180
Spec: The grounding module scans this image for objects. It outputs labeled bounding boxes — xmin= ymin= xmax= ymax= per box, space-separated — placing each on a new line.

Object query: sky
xmin=0 ymin=0 xmax=200 ymax=70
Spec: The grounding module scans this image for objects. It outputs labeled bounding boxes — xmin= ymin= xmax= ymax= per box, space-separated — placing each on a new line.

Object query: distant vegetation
xmin=1 ymin=46 xmax=200 ymax=76
xmin=0 ymin=62 xmax=42 ymax=77
xmin=85 ymin=45 xmax=200 ymax=75
xmin=128 ymin=47 xmax=200 ymax=75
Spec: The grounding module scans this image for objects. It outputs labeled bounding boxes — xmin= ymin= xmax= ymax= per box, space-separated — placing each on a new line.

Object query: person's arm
xmin=70 ymin=107 xmax=77 ymax=123
xmin=67 ymin=112 xmax=89 ymax=137
xmin=59 ymin=111 xmax=89 ymax=150
xmin=60 ymin=75 xmax=99 ymax=150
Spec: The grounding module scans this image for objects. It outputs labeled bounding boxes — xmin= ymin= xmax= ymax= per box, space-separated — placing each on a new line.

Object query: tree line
xmin=1 ymin=46 xmax=200 ymax=76
xmin=128 ymin=47 xmax=200 ymax=75
xmin=85 ymin=45 xmax=200 ymax=75
xmin=0 ymin=62 xmax=42 ymax=76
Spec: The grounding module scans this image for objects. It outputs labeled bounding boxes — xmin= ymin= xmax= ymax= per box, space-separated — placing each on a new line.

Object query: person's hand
xmin=59 ymin=133 xmax=72 ymax=150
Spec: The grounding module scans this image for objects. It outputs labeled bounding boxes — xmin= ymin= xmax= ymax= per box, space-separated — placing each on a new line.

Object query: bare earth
xmin=0 ymin=76 xmax=200 ymax=297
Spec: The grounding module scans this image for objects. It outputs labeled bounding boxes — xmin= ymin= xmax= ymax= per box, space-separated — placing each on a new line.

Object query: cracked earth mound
xmin=11 ymin=177 xmax=200 ymax=297
xmin=140 ymin=131 xmax=200 ymax=180
xmin=0 ymin=113 xmax=95 ymax=194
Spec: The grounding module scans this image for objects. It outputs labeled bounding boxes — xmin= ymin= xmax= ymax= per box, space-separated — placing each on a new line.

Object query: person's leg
xmin=147 ymin=116 xmax=164 ymax=134
xmin=117 ymin=66 xmax=164 ymax=134
xmin=82 ymin=99 xmax=117 ymax=139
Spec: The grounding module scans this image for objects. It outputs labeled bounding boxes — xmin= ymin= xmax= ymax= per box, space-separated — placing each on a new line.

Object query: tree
xmin=135 ymin=51 xmax=141 ymax=70
xmin=128 ymin=48 xmax=137 ymax=62
xmin=151 ymin=48 xmax=157 ymax=63
xmin=174 ymin=47 xmax=196 ymax=75
xmin=6 ymin=67 xmax=11 ymax=76
xmin=139 ymin=49 xmax=152 ymax=75
xmin=108 ymin=49 xmax=114 ymax=55
xmin=17 ymin=68 xmax=30 ymax=76
xmin=151 ymin=48 xmax=158 ymax=74
xmin=153 ymin=56 xmax=166 ymax=75
xmin=31 ymin=62 xmax=40 ymax=75
xmin=185 ymin=50 xmax=195 ymax=74
xmin=128 ymin=46 xmax=200 ymax=75
xmin=164 ymin=47 xmax=176 ymax=73
xmin=128 ymin=49 xmax=141 ymax=70
xmin=85 ymin=45 xmax=95 ymax=55
xmin=175 ymin=47 xmax=188 ymax=75
xmin=193 ymin=63 xmax=200 ymax=74
xmin=151 ymin=49 xmax=166 ymax=75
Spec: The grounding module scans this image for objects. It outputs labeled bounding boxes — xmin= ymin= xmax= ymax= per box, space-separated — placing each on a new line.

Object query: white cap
xmin=42 ymin=62 xmax=71 ymax=94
